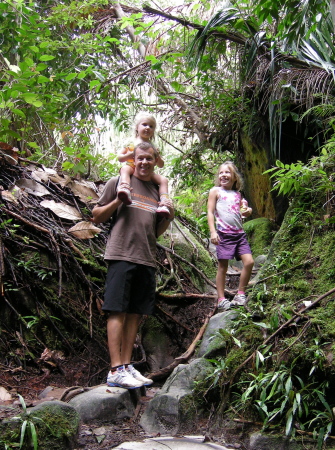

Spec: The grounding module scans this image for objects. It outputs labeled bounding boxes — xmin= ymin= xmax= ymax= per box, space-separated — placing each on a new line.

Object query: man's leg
xmin=106 ymin=312 xmax=144 ymax=389
xmin=121 ymin=313 xmax=142 ymax=365
xmin=106 ymin=312 xmax=126 ymax=368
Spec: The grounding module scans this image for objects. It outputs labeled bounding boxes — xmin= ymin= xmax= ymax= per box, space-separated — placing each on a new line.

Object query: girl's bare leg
xmin=120 ymin=165 xmax=134 ymax=185
xmin=238 ymin=253 xmax=254 ymax=292
xmin=216 ymin=259 xmax=229 ymax=299
xmin=151 ymin=173 xmax=169 ymax=200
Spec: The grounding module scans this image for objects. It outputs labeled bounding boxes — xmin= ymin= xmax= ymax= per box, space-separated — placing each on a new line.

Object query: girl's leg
xmin=151 ymin=173 xmax=171 ymax=217
xmin=216 ymin=259 xmax=228 ymax=299
xmin=151 ymin=173 xmax=169 ymax=198
xmin=118 ymin=165 xmax=134 ymax=205
xmin=120 ymin=165 xmax=133 ymax=185
xmin=238 ymin=253 xmax=254 ymax=292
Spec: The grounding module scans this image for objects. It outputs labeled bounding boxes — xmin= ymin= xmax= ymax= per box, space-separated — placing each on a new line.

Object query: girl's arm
xmin=156 ymin=152 xmax=164 ymax=169
xmin=240 ymin=197 xmax=252 ymax=218
xmin=117 ymin=146 xmax=134 ymax=163
xmin=207 ymin=188 xmax=219 ymax=245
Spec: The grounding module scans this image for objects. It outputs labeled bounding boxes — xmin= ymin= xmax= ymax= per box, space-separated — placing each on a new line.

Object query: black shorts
xmin=102 ymin=260 xmax=156 ymax=315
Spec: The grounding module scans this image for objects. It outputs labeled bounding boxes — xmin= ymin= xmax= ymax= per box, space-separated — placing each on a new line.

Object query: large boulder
xmin=140 ymin=358 xmax=214 ymax=435
xmin=197 ymin=310 xmax=238 ymax=359
xmin=0 ymin=400 xmax=80 ymax=450
xmin=69 ymin=385 xmax=141 ymax=423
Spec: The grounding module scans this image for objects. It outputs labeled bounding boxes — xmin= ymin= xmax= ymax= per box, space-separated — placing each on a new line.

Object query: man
xmin=92 ymin=141 xmax=174 ymax=389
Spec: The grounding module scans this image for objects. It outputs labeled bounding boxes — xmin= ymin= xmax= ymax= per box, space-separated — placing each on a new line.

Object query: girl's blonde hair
xmin=133 ymin=111 xmax=157 ymax=139
xmin=216 ymin=161 xmax=244 ymax=191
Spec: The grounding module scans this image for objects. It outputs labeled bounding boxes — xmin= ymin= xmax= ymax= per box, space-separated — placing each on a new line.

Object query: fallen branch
xmin=2 ymin=207 xmax=63 ymax=296
xmin=157 ymin=243 xmax=216 ymax=289
xmin=149 ymin=312 xmax=214 ymax=380
xmin=156 ymin=304 xmax=194 ymax=332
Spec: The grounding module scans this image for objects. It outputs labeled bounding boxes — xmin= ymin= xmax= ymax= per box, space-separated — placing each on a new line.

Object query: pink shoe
xmin=156 ymin=205 xmax=170 ymax=218
xmin=117 ymin=183 xmax=132 ymax=205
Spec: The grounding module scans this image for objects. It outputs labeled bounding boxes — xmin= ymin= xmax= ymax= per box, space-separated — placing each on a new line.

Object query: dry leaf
xmin=40 ymin=199 xmax=82 ymax=220
xmin=31 ymin=169 xmax=50 ymax=183
xmin=9 ymin=185 xmax=27 ymax=200
xmin=0 ymin=387 xmax=12 ymax=402
xmin=68 ymin=221 xmax=101 ymax=239
xmin=1 ymin=190 xmax=18 ymax=204
xmin=48 ymin=173 xmax=72 ymax=187
xmin=16 ymin=178 xmax=50 ymax=197
xmin=68 ymin=180 xmax=99 ymax=203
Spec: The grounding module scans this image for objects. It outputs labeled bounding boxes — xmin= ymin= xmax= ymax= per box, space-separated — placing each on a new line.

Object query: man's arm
xmin=92 ymin=197 xmax=122 ymax=224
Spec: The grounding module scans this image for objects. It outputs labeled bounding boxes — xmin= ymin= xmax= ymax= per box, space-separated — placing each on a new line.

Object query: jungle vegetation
xmin=1 ymin=0 xmax=335 ymax=448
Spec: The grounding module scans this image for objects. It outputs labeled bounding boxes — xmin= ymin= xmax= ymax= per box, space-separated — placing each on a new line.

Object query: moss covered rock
xmin=0 ymin=401 xmax=80 ymax=449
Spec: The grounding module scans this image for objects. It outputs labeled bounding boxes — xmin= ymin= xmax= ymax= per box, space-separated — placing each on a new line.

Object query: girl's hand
xmin=241 ymin=207 xmax=252 ymax=218
xmin=210 ymin=231 xmax=219 ymax=245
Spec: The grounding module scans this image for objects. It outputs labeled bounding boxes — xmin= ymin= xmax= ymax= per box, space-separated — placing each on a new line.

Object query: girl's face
xmin=136 ymin=118 xmax=155 ymax=141
xmin=218 ymin=165 xmax=236 ymax=190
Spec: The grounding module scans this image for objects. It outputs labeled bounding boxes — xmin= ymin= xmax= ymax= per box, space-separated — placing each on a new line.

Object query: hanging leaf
xmin=68 ymin=180 xmax=99 ymax=203
xmin=68 ymin=221 xmax=101 ymax=239
xmin=16 ymin=179 xmax=50 ymax=197
xmin=40 ymin=200 xmax=82 ymax=220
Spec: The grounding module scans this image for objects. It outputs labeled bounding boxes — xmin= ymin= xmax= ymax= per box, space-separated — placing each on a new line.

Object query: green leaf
xmin=35 ymin=63 xmax=48 ymax=71
xmin=30 ymin=422 xmax=38 ymax=450
xmin=12 ymin=109 xmax=26 ymax=118
xmin=29 ymin=46 xmax=39 ymax=53
xmin=77 ymin=71 xmax=87 ymax=79
xmin=37 ymin=75 xmax=50 ymax=83
xmin=39 ymin=55 xmax=55 ymax=61
xmin=89 ymin=80 xmax=101 ymax=89
xmin=20 ymin=420 xmax=28 ymax=448
xmin=28 ymin=142 xmax=39 ymax=149
xmin=23 ymin=93 xmax=42 ymax=107
xmin=65 ymin=73 xmax=77 ymax=81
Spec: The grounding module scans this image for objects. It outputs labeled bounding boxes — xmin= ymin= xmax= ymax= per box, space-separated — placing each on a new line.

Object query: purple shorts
xmin=216 ymin=231 xmax=252 ymax=261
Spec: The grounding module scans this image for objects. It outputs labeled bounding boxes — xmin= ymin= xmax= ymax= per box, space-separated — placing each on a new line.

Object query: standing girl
xmin=116 ymin=111 xmax=170 ymax=217
xmin=207 ymin=161 xmax=254 ymax=310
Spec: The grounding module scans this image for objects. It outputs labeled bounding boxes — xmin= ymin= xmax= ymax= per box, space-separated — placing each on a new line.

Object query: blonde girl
xmin=207 ymin=161 xmax=254 ymax=310
xmin=117 ymin=112 xmax=170 ymax=217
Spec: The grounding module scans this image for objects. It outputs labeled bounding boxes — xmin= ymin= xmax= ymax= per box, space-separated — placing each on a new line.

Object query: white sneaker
xmin=107 ymin=366 xmax=143 ymax=389
xmin=217 ymin=298 xmax=231 ymax=310
xmin=127 ymin=364 xmax=153 ymax=386
xmin=231 ymin=293 xmax=247 ymax=306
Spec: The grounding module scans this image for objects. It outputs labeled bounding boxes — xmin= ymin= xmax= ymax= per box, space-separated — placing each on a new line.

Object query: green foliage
xmin=15 ymin=395 xmax=40 ymax=450
xmin=234 ymin=362 xmax=333 ymax=444
xmin=264 ymin=155 xmax=332 ymax=197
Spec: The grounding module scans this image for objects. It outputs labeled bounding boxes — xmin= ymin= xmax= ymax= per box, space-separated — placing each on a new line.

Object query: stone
xmin=197 ymin=310 xmax=238 ymax=358
xmin=69 ymin=384 xmax=140 ymax=423
xmin=249 ymin=432 xmax=303 ymax=450
xmin=0 ymin=400 xmax=80 ymax=450
xmin=140 ymin=358 xmax=214 ymax=436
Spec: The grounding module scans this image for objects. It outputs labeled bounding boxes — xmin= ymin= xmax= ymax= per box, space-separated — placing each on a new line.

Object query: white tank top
xmin=215 ymin=188 xmax=244 ymax=233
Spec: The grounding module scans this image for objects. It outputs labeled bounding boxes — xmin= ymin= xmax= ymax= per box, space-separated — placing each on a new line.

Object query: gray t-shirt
xmin=97 ymin=175 xmax=160 ymax=267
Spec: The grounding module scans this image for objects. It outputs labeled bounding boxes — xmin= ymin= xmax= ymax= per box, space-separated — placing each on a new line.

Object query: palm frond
xmin=187 ymin=7 xmax=258 ymax=69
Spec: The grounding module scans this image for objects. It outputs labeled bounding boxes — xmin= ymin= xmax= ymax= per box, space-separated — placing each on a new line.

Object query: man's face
xmin=134 ymin=147 xmax=157 ymax=181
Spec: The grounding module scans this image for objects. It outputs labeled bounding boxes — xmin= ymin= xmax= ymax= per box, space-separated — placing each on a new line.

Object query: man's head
xmin=133 ymin=142 xmax=157 ymax=181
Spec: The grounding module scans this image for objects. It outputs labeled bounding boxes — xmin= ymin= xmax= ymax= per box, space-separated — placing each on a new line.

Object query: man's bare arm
xmin=92 ymin=198 xmax=122 ymax=224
